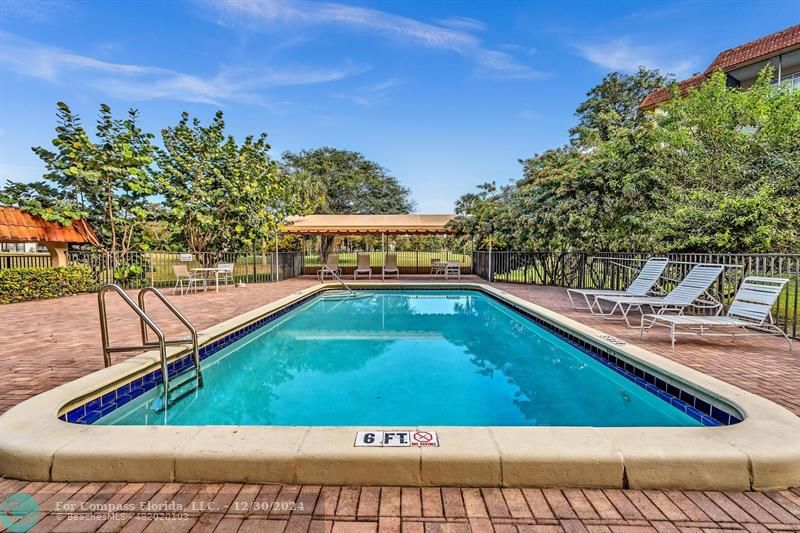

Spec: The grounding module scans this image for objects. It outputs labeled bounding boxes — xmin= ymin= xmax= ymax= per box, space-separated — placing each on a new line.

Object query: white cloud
xmin=574 ymin=37 xmax=696 ymax=77
xmin=436 ymin=16 xmax=487 ymax=33
xmin=1 ymin=0 xmax=73 ymax=21
xmin=332 ymin=78 xmax=398 ymax=108
xmin=210 ymin=0 xmax=546 ymax=80
xmin=0 ymin=32 xmax=365 ymax=105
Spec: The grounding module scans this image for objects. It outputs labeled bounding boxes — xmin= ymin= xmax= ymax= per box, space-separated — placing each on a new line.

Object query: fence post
xmin=252 ymin=244 xmax=257 ymax=283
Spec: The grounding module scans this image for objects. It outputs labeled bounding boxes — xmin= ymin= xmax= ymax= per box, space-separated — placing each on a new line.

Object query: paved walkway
xmin=0 ymin=276 xmax=798 ymax=532
xmin=1 ymin=479 xmax=799 ymax=532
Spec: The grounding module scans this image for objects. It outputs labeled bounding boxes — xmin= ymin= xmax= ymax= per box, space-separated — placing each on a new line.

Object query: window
xmin=772 ymin=72 xmax=800 ymax=91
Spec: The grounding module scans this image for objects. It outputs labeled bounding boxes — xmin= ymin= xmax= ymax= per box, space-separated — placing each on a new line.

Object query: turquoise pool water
xmin=98 ymin=290 xmax=701 ymax=427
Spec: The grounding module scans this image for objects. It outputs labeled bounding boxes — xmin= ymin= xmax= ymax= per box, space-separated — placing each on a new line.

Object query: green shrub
xmin=0 ymin=265 xmax=95 ymax=304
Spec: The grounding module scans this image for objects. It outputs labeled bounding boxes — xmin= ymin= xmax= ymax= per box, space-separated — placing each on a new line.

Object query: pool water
xmin=98 ymin=290 xmax=701 ymax=427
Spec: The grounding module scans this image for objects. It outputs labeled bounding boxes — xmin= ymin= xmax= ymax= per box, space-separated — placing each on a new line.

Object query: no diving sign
xmin=355 ymin=430 xmax=439 ymax=447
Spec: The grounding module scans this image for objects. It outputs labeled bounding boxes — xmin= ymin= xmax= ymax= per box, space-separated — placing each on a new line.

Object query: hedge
xmin=0 ymin=265 xmax=95 ymax=304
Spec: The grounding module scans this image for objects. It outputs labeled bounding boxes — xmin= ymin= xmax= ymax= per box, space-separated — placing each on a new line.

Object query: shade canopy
xmin=282 ymin=214 xmax=456 ymax=235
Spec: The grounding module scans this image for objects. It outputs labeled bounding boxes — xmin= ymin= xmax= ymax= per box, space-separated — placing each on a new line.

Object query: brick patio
xmin=0 ymin=276 xmax=798 ymax=532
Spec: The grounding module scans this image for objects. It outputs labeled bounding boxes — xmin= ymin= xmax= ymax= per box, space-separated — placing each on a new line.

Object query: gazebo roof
xmin=282 ymin=214 xmax=455 ymax=235
xmin=0 ymin=206 xmax=96 ymax=243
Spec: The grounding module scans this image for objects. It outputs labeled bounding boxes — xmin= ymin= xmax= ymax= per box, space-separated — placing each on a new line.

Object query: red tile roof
xmin=706 ymin=24 xmax=800 ymax=72
xmin=0 ymin=206 xmax=96 ymax=244
xmin=640 ymin=73 xmax=707 ymax=110
xmin=641 ymin=24 xmax=800 ymax=109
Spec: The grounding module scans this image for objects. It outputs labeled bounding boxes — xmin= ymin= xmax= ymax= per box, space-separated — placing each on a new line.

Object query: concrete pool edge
xmin=0 ymin=282 xmax=797 ymax=490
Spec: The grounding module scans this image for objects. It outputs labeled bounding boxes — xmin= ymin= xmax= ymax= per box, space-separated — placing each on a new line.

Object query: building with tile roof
xmin=641 ymin=24 xmax=800 ymax=110
xmin=0 ymin=206 xmax=97 ymax=266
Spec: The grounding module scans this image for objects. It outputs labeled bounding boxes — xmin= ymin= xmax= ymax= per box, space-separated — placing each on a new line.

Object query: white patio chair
xmin=353 ymin=254 xmax=372 ymax=280
xmin=567 ymin=257 xmax=669 ymax=314
xmin=317 ymin=255 xmax=341 ymax=281
xmin=593 ymin=264 xmax=725 ymax=327
xmin=430 ymin=258 xmax=444 ymax=275
xmin=172 ymin=264 xmax=207 ymax=295
xmin=444 ymin=261 xmax=461 ymax=280
xmin=640 ymin=276 xmax=792 ymax=351
xmin=383 ymin=253 xmax=399 ymax=280
xmin=217 ymin=262 xmax=234 ymax=290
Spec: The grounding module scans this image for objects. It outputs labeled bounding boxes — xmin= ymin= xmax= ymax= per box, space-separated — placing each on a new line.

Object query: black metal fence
xmin=303 ymin=250 xmax=473 ymax=275
xmin=0 ymin=253 xmax=52 ymax=269
xmin=473 ymin=251 xmax=800 ymax=338
xmin=66 ymin=250 xmax=305 ymax=290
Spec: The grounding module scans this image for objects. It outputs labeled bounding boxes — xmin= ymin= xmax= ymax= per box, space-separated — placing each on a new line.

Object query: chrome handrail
xmin=138 ymin=287 xmax=203 ymax=387
xmin=321 ymin=266 xmax=355 ymax=296
xmin=98 ymin=284 xmax=170 ymax=406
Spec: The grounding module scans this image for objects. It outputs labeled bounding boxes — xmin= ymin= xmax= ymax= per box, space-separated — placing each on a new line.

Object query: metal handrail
xmin=138 ymin=287 xmax=203 ymax=387
xmin=98 ymin=284 xmax=170 ymax=406
xmin=320 ymin=266 xmax=355 ymax=296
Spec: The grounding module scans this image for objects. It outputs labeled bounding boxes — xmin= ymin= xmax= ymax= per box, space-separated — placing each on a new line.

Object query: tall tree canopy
xmin=570 ymin=67 xmax=671 ymax=146
xmin=452 ymin=66 xmax=800 ymax=253
xmin=0 ymin=102 xmax=156 ymax=255
xmin=281 ymin=147 xmax=414 ymax=215
xmin=155 ymin=111 xmax=306 ymax=254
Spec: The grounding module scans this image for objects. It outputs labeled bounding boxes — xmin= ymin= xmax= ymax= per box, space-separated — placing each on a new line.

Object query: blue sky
xmin=0 ymin=0 xmax=797 ymax=212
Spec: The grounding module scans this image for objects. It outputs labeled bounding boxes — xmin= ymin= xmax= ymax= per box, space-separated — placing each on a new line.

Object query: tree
xmin=281 ymin=147 xmax=414 ymax=214
xmin=570 ymin=67 xmax=670 ymax=146
xmin=0 ymin=102 xmax=156 ymax=255
xmin=648 ymin=68 xmax=800 ymax=252
xmin=155 ymin=111 xmax=308 ymax=256
xmin=453 ymin=65 xmax=799 ymax=253
xmin=281 ymin=147 xmax=414 ymax=256
xmin=449 ymin=182 xmax=516 ymax=249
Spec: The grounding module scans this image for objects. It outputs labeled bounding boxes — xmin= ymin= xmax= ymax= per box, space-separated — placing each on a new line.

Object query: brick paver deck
xmin=1 ymin=276 xmax=798 ymax=532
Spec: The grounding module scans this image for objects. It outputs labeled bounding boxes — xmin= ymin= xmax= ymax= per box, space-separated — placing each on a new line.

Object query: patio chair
xmin=444 ymin=261 xmax=461 ymax=280
xmin=593 ymin=264 xmax=725 ymax=327
xmin=430 ymin=258 xmax=444 ymax=275
xmin=317 ymin=255 xmax=341 ymax=281
xmin=640 ymin=276 xmax=792 ymax=351
xmin=567 ymin=257 xmax=669 ymax=314
xmin=383 ymin=253 xmax=399 ymax=280
xmin=217 ymin=262 xmax=234 ymax=290
xmin=353 ymin=254 xmax=372 ymax=280
xmin=172 ymin=264 xmax=207 ymax=295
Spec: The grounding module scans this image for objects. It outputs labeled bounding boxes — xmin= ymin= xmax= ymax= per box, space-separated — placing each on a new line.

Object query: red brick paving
xmin=0 ymin=276 xmax=798 ymax=532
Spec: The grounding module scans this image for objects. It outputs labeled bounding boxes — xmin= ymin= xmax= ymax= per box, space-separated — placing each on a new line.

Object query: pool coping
xmin=0 ymin=282 xmax=797 ymax=490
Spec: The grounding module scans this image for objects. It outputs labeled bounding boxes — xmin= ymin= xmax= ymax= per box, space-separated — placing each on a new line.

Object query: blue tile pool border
xmin=60 ymin=286 xmax=741 ymax=427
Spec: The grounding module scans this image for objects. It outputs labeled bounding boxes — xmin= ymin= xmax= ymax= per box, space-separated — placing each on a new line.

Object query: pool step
xmin=154 ymin=372 xmax=201 ymax=412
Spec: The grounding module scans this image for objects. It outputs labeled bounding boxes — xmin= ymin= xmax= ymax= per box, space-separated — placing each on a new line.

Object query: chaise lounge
xmin=640 ymin=276 xmax=792 ymax=350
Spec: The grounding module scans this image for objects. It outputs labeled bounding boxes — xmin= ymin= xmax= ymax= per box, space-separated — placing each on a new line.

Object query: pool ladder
xmin=319 ymin=266 xmax=356 ymax=297
xmin=98 ymin=284 xmax=203 ymax=409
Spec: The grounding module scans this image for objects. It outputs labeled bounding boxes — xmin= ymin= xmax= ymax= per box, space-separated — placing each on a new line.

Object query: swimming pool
xmin=97 ymin=290 xmax=703 ymax=427
xmin=4 ymin=282 xmax=798 ymax=488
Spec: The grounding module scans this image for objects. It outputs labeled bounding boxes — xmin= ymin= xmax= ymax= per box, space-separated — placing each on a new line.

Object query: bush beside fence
xmin=473 ymin=251 xmax=800 ymax=339
xmin=0 ymin=265 xmax=94 ymax=304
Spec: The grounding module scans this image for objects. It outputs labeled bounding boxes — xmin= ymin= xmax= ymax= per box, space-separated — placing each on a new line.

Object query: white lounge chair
xmin=640 ymin=276 xmax=792 ymax=351
xmin=383 ymin=253 xmax=399 ymax=280
xmin=567 ymin=257 xmax=669 ymax=313
xmin=353 ymin=254 xmax=372 ymax=280
xmin=593 ymin=264 xmax=725 ymax=327
xmin=172 ymin=264 xmax=207 ymax=295
xmin=317 ymin=255 xmax=341 ymax=281
xmin=444 ymin=261 xmax=461 ymax=280
xmin=430 ymin=258 xmax=444 ymax=275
